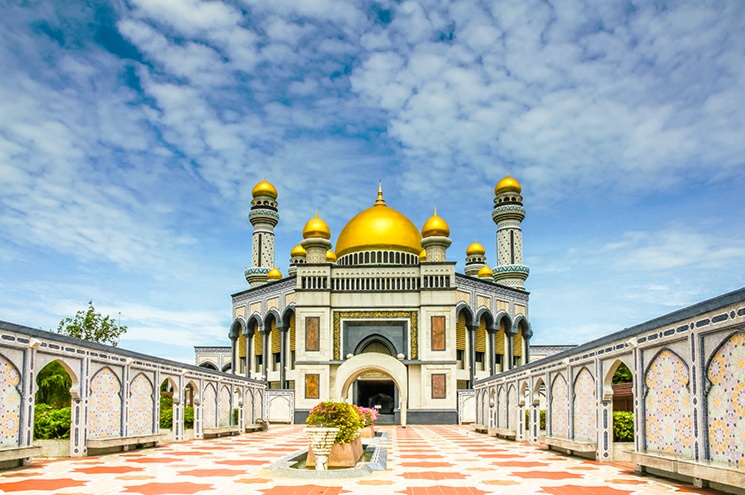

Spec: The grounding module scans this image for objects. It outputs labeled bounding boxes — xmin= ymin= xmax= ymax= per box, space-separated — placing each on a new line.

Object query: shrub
xmin=524 ymin=409 xmax=547 ymax=430
xmin=233 ymin=408 xmax=239 ymax=425
xmin=613 ymin=411 xmax=634 ymax=442
xmin=184 ymin=406 xmax=194 ymax=429
xmin=34 ymin=404 xmax=71 ymax=439
xmin=306 ymin=401 xmax=365 ymax=443
xmin=160 ymin=407 xmax=173 ymax=429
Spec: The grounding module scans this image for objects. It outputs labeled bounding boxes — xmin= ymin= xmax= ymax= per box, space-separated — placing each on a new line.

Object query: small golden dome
xmin=335 ymin=184 xmax=422 ymax=257
xmin=326 ymin=250 xmax=337 ymax=262
xmin=478 ymin=265 xmax=493 ymax=278
xmin=419 ymin=249 xmax=426 ymax=261
xmin=494 ymin=174 xmax=521 ymax=195
xmin=267 ymin=267 xmax=282 ymax=280
xmin=421 ymin=208 xmax=450 ymax=238
xmin=252 ymin=178 xmax=278 ymax=199
xmin=302 ymin=211 xmax=331 ymax=240
xmin=466 ymin=242 xmax=486 ymax=256
xmin=290 ymin=244 xmax=306 ymax=258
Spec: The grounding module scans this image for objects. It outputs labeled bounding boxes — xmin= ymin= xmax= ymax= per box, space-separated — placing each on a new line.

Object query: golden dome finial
xmin=302 ymin=211 xmax=331 ymax=239
xmin=252 ymin=178 xmax=278 ymax=199
xmin=422 ymin=208 xmax=450 ymax=238
xmin=478 ymin=265 xmax=493 ymax=279
xmin=375 ymin=181 xmax=386 ymax=206
xmin=494 ymin=174 xmax=521 ymax=195
xmin=267 ymin=267 xmax=282 ymax=280
xmin=466 ymin=242 xmax=486 ymax=256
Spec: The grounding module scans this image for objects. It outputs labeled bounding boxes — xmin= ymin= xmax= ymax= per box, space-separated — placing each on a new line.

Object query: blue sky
xmin=2 ymin=0 xmax=744 ymax=363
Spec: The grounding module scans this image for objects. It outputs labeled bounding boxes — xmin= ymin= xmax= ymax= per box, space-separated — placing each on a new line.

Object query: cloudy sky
xmin=2 ymin=0 xmax=744 ymax=363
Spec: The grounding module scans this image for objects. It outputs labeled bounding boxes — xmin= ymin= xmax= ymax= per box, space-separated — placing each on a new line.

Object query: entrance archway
xmin=334 ymin=353 xmax=408 ymax=427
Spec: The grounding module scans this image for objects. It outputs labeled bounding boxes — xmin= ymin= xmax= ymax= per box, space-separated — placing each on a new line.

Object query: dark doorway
xmin=356 ymin=379 xmax=396 ymax=424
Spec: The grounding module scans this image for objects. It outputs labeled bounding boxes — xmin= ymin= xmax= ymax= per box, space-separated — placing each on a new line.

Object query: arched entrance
xmin=334 ymin=353 xmax=408 ymax=427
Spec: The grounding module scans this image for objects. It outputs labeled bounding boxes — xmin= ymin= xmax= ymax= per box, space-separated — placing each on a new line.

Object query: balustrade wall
xmin=473 ymin=288 xmax=745 ymax=490
xmin=0 ymin=321 xmax=265 ymax=461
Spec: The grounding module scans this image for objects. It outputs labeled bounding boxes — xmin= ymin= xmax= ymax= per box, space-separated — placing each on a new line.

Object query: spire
xmin=375 ymin=181 xmax=386 ymax=206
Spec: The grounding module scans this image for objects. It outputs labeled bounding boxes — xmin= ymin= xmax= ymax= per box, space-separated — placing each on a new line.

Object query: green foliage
xmin=306 ymin=401 xmax=365 ymax=444
xmin=233 ymin=408 xmax=239 ymax=425
xmin=524 ymin=409 xmax=547 ymax=430
xmin=613 ymin=411 xmax=634 ymax=442
xmin=612 ymin=363 xmax=633 ymax=384
xmin=184 ymin=406 xmax=194 ymax=429
xmin=34 ymin=404 xmax=71 ymax=439
xmin=35 ymin=361 xmax=72 ymax=408
xmin=55 ymin=301 xmax=127 ymax=346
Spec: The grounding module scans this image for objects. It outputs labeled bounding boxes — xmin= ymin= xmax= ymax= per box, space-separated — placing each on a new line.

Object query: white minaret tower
xmin=245 ymin=179 xmax=279 ymax=288
xmin=491 ymin=175 xmax=529 ymax=289
xmin=464 ymin=242 xmax=486 ymax=278
xmin=421 ymin=208 xmax=452 ymax=262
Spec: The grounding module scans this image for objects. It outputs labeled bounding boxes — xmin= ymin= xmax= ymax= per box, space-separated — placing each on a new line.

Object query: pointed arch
xmin=229 ymin=317 xmax=246 ymax=340
xmin=573 ymin=367 xmax=596 ymax=442
xmin=202 ymin=382 xmax=217 ymax=429
xmin=129 ymin=372 xmax=154 ymax=436
xmin=89 ymin=367 xmax=122 ymax=439
xmin=550 ymin=372 xmax=569 ymax=438
xmin=247 ymin=313 xmax=263 ymax=335
xmin=455 ymin=302 xmax=475 ymax=325
xmin=0 ymin=353 xmax=21 ymax=448
xmin=263 ymin=309 xmax=282 ymax=332
xmin=532 ymin=376 xmax=545 ymax=405
xmin=219 ymin=384 xmax=231 ymax=427
xmin=474 ymin=307 xmax=495 ymax=330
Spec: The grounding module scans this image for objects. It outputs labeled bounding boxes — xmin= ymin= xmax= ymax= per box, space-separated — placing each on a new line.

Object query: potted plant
xmin=358 ymin=407 xmax=378 ymax=439
xmin=305 ymin=401 xmax=365 ymax=468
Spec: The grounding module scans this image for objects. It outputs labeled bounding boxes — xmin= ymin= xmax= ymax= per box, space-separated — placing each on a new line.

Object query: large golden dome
xmin=494 ymin=175 xmax=521 ymax=195
xmin=252 ymin=178 xmax=278 ymax=199
xmin=302 ymin=211 xmax=331 ymax=240
xmin=335 ymin=185 xmax=422 ymax=257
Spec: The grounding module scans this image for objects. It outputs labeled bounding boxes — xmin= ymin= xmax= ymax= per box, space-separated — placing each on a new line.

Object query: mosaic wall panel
xmin=551 ymin=374 xmax=569 ymax=438
xmin=254 ymin=391 xmax=262 ymax=420
xmin=203 ymin=384 xmax=217 ymax=428
xmin=127 ymin=373 xmax=154 ymax=436
xmin=88 ymin=367 xmax=122 ymax=439
xmin=706 ymin=332 xmax=745 ymax=468
xmin=507 ymin=384 xmax=517 ymax=429
xmin=645 ymin=349 xmax=693 ymax=457
xmin=0 ymin=354 xmax=21 ymax=448
xmin=244 ymin=389 xmax=254 ymax=423
xmin=219 ymin=386 xmax=231 ymax=427
xmin=498 ymin=386 xmax=506 ymax=427
xmin=573 ymin=368 xmax=596 ymax=442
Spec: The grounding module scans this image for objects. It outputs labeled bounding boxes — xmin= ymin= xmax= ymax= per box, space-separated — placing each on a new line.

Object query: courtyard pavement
xmin=0 ymin=425 xmax=726 ymax=495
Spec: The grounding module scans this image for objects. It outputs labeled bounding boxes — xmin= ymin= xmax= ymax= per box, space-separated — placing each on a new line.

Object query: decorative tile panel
xmin=203 ymin=384 xmax=217 ymax=428
xmin=128 ymin=373 xmax=153 ymax=436
xmin=477 ymin=295 xmax=490 ymax=309
xmin=707 ymin=332 xmax=745 ymax=468
xmin=89 ymin=367 xmax=121 ymax=439
xmin=645 ymin=349 xmax=693 ymax=457
xmin=0 ymin=354 xmax=20 ymax=448
xmin=455 ymin=290 xmax=470 ymax=304
xmin=498 ymin=386 xmax=506 ymax=427
xmin=551 ymin=374 xmax=569 ymax=438
xmin=507 ymin=384 xmax=517 ymax=429
xmin=219 ymin=386 xmax=231 ymax=427
xmin=573 ymin=368 xmax=596 ymax=442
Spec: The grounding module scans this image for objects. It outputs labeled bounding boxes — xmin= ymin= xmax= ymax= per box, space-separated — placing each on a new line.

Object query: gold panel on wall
xmin=431 ymin=373 xmax=446 ymax=399
xmin=305 ymin=374 xmax=319 ymax=399
xmin=456 ymin=314 xmax=466 ymax=351
xmin=513 ymin=329 xmax=523 ymax=357
xmin=477 ymin=295 xmax=490 ymax=309
xmin=494 ymin=326 xmax=505 ymax=355
xmin=285 ymin=293 xmax=296 ymax=305
xmin=515 ymin=304 xmax=526 ymax=315
xmin=333 ymin=311 xmax=418 ymax=360
xmin=305 ymin=317 xmax=320 ymax=352
xmin=289 ymin=314 xmax=296 ymax=352
xmin=455 ymin=290 xmax=470 ymax=304
xmin=475 ymin=319 xmax=486 ymax=353
xmin=267 ymin=297 xmax=279 ymax=311
xmin=495 ymin=300 xmax=509 ymax=312
xmin=271 ymin=320 xmax=281 ymax=353
xmin=254 ymin=330 xmax=262 ymax=355
xmin=238 ymin=334 xmax=246 ymax=358
xmin=431 ymin=316 xmax=445 ymax=351
xmin=250 ymin=302 xmax=261 ymax=314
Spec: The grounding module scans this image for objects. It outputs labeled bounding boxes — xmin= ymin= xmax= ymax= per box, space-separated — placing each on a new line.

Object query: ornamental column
xmin=246 ymin=179 xmax=279 ymax=288
xmin=491 ymin=175 xmax=529 ymax=289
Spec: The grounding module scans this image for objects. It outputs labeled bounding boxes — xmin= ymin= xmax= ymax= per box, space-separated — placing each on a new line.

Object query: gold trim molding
xmin=333 ymin=310 xmax=418 ymax=360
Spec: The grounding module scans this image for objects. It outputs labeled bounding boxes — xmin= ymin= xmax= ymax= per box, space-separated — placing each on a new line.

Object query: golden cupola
xmin=466 ymin=242 xmax=486 ymax=256
xmin=421 ymin=208 xmax=450 ymax=238
xmin=335 ymin=184 xmax=422 ymax=261
xmin=252 ymin=178 xmax=278 ymax=199
xmin=302 ymin=211 xmax=331 ymax=240
xmin=290 ymin=244 xmax=306 ymax=258
xmin=494 ymin=174 xmax=521 ymax=195
xmin=326 ymin=250 xmax=337 ymax=263
xmin=478 ymin=265 xmax=493 ymax=279
xmin=267 ymin=267 xmax=282 ymax=281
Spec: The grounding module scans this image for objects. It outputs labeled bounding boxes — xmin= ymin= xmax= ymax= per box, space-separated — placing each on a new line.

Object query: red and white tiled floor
xmin=0 ymin=425 xmax=726 ymax=495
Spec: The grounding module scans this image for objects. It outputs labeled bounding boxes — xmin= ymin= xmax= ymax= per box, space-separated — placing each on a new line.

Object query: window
xmin=475 ymin=352 xmax=484 ymax=363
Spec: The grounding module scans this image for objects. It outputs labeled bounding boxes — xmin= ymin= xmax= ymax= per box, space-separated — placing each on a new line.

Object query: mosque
xmin=195 ymin=176 xmax=533 ymax=424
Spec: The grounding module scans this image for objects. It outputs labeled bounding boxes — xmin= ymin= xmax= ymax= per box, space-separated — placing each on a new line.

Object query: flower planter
xmin=359 ymin=425 xmax=375 ymax=439
xmin=304 ymin=427 xmax=339 ymax=471
xmin=306 ymin=435 xmax=363 ymax=468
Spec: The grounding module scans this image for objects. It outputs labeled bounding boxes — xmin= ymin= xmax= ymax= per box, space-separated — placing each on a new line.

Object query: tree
xmin=36 ymin=361 xmax=72 ymax=408
xmin=612 ymin=362 xmax=633 ymax=384
xmin=55 ymin=301 xmax=127 ymax=346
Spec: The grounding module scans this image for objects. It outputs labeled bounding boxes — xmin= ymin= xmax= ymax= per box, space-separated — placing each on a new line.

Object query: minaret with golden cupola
xmin=464 ymin=242 xmax=486 ymax=278
xmin=300 ymin=211 xmax=332 ymax=263
xmin=491 ymin=174 xmax=529 ymax=289
xmin=288 ymin=243 xmax=306 ymax=276
xmin=421 ymin=208 xmax=452 ymax=261
xmin=245 ymin=179 xmax=279 ymax=288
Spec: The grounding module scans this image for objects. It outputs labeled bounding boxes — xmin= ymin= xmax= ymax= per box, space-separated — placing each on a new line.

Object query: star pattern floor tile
xmin=0 ymin=425 xmax=729 ymax=495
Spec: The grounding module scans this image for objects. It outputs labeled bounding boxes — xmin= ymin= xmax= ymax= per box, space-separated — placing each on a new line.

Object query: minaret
xmin=464 ymin=242 xmax=486 ymax=277
xmin=300 ymin=211 xmax=332 ymax=263
xmin=288 ymin=244 xmax=306 ymax=276
xmin=421 ymin=208 xmax=451 ymax=262
xmin=491 ymin=175 xmax=529 ymax=289
xmin=245 ymin=179 xmax=279 ymax=288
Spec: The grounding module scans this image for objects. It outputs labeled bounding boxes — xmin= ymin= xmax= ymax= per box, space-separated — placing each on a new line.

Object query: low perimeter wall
xmin=0 ymin=321 xmax=266 ymax=463
xmin=473 ymin=288 xmax=745 ymax=492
